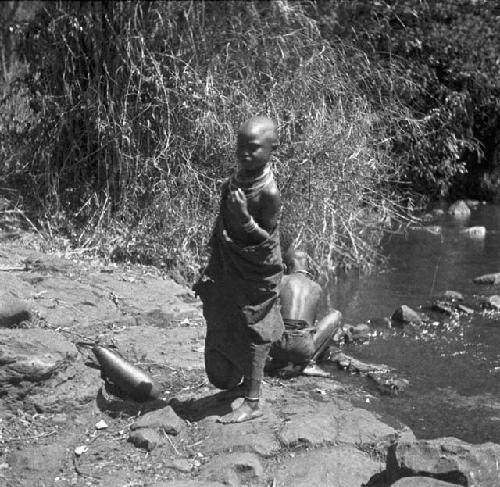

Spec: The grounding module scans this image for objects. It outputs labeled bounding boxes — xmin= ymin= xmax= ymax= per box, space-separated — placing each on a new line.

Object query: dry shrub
xmin=3 ymin=1 xmax=410 ymax=281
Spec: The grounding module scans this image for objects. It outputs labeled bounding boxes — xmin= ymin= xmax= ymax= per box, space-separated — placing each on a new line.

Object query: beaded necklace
xmin=292 ymin=269 xmax=314 ymax=279
xmin=229 ymin=165 xmax=273 ymax=198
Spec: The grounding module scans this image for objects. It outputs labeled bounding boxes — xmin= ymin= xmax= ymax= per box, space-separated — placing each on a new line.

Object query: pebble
xmin=95 ymin=420 xmax=108 ymax=430
xmin=74 ymin=446 xmax=88 ymax=456
xmin=52 ymin=413 xmax=67 ymax=425
xmin=168 ymin=458 xmax=192 ymax=473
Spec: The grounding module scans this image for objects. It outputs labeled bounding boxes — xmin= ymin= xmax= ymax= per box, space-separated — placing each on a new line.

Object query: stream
xmin=327 ymin=203 xmax=500 ymax=444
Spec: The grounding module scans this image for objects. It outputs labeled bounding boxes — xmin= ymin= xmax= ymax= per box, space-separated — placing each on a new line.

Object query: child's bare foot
xmin=217 ymin=399 xmax=263 ymax=424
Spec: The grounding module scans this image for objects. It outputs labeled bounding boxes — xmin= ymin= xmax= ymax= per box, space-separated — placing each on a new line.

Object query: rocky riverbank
xmin=1 ymin=233 xmax=499 ymax=486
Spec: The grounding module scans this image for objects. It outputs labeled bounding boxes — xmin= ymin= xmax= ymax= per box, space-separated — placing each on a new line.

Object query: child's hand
xmin=227 ymin=188 xmax=249 ymax=221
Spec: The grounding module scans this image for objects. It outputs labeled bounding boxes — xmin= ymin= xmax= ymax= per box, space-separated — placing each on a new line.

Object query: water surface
xmin=327 ymin=204 xmax=500 ymax=443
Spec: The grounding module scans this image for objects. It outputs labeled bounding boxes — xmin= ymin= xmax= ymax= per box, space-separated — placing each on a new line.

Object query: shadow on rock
xmin=169 ymin=390 xmax=237 ymax=422
xmin=96 ymin=385 xmax=167 ymax=417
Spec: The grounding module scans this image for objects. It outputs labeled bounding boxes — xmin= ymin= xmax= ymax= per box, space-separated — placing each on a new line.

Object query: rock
xmin=332 ymin=324 xmax=353 ymax=343
xmin=392 ymin=478 xmax=457 ymax=486
xmin=111 ymin=326 xmax=205 ymax=372
xmin=457 ymin=304 xmax=474 ymax=315
xmin=128 ymin=428 xmax=163 ymax=451
xmin=152 ymin=482 xmax=225 ymax=487
xmin=279 ymin=410 xmax=339 ymax=447
xmin=398 ymin=427 xmax=418 ymax=444
xmin=0 ymin=328 xmax=77 ymax=384
xmin=95 ymin=419 xmax=108 ymax=430
xmin=420 ymin=213 xmax=435 ymax=222
xmin=166 ymin=458 xmax=192 ymax=473
xmin=22 ymin=254 xmax=73 ymax=274
xmin=0 ymin=293 xmax=31 ymax=327
xmin=408 ymin=226 xmax=442 ymax=236
xmin=272 ymin=446 xmax=384 ymax=487
xmin=481 ymin=295 xmax=500 ymax=310
xmin=94 ymin=384 xmax=166 ymax=418
xmin=429 ymin=297 xmax=473 ymax=316
xmin=27 ymin=359 xmax=100 ymax=413
xmin=328 ymin=351 xmax=391 ymax=375
xmin=460 ymin=226 xmax=486 ymax=239
xmin=391 ymin=305 xmax=423 ymax=324
xmin=389 ymin=437 xmax=500 ymax=486
xmin=74 ymin=445 xmax=88 ymax=456
xmin=350 ymin=323 xmax=371 ymax=341
xmin=365 ymin=427 xmax=418 ymax=462
xmin=441 ymin=290 xmax=463 ymax=302
xmin=131 ymin=405 xmax=185 ymax=435
xmin=8 ymin=441 xmax=71 ymax=486
xmin=473 ymin=273 xmax=500 ymax=285
xmin=199 ymin=452 xmax=263 ymax=486
xmin=448 ymin=200 xmax=471 ymax=219
xmin=52 ymin=413 xmax=67 ymax=424
xmin=464 ymin=199 xmax=481 ymax=209
xmin=368 ymin=371 xmax=410 ymax=395
xmin=198 ymin=404 xmax=281 ymax=457
xmin=431 ymin=301 xmax=456 ymax=317
xmin=432 ymin=209 xmax=445 ymax=218
xmin=278 ymin=401 xmax=396 ymax=448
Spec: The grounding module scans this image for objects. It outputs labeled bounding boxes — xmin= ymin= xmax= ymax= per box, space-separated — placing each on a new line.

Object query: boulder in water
xmin=460 ymin=226 xmax=486 ymax=239
xmin=431 ymin=300 xmax=456 ymax=317
xmin=408 ymin=225 xmax=442 ymax=237
xmin=432 ymin=208 xmax=446 ymax=218
xmin=447 ymin=200 xmax=471 ymax=218
xmin=349 ymin=322 xmax=371 ymax=341
xmin=457 ymin=304 xmax=474 ymax=315
xmin=441 ymin=290 xmax=463 ymax=302
xmin=481 ymin=295 xmax=500 ymax=310
xmin=420 ymin=213 xmax=434 ymax=222
xmin=473 ymin=273 xmax=500 ymax=285
xmin=391 ymin=305 xmax=424 ymax=325
xmin=368 ymin=370 xmax=409 ymax=395
xmin=464 ymin=199 xmax=481 ymax=209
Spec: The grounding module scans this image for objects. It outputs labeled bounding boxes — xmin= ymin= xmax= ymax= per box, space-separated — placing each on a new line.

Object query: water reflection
xmin=326 ymin=204 xmax=500 ymax=442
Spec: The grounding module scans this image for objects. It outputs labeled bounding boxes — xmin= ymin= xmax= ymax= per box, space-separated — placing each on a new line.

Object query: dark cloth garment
xmin=205 ymin=342 xmax=271 ymax=390
xmin=270 ymin=318 xmax=316 ymax=366
xmin=270 ymin=323 xmax=316 ymax=366
xmin=193 ymin=180 xmax=284 ymax=383
xmin=282 ymin=318 xmax=309 ymax=330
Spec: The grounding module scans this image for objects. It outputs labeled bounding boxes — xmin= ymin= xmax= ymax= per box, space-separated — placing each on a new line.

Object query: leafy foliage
xmin=317 ymin=0 xmax=500 ymax=198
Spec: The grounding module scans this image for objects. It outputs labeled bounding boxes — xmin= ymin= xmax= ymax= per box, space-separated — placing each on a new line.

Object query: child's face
xmin=236 ymin=128 xmax=273 ymax=174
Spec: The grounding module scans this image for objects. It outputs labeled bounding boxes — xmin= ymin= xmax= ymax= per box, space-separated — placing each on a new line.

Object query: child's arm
xmin=257 ymin=185 xmax=281 ymax=234
xmin=227 ymin=185 xmax=281 ymax=244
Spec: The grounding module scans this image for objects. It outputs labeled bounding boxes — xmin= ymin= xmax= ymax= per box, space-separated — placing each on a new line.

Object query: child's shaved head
xmin=284 ymin=247 xmax=310 ymax=273
xmin=238 ymin=116 xmax=278 ymax=148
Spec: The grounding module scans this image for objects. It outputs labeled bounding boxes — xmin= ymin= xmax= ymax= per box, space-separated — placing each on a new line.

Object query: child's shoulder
xmin=261 ymin=175 xmax=280 ymax=198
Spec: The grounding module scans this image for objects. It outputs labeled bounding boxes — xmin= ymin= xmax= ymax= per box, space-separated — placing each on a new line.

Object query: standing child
xmin=193 ymin=116 xmax=284 ymax=423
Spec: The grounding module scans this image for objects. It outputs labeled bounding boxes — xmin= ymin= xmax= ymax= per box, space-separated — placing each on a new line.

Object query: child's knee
xmin=205 ymin=348 xmax=242 ymax=390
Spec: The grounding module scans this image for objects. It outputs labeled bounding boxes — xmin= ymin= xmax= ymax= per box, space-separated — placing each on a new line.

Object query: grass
xmin=0 ymin=1 xmax=413 ymax=283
